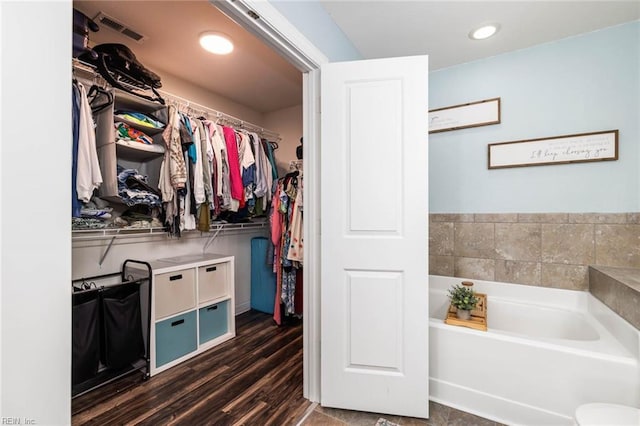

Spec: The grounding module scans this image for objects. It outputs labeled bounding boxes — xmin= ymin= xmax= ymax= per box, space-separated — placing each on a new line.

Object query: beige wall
xmin=158 ymin=69 xmax=266 ymax=127
xmin=429 ymin=212 xmax=640 ymax=291
xmin=264 ymin=104 xmax=303 ymax=176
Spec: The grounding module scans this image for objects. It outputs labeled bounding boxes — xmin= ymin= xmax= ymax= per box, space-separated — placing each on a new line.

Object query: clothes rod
xmin=159 ymin=91 xmax=281 ymax=141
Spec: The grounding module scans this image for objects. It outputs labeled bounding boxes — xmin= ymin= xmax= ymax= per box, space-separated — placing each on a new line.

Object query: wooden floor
xmin=72 ymin=310 xmax=310 ymax=425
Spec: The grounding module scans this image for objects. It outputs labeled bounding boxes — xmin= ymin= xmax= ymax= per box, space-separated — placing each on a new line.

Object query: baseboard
xmin=430 ymin=378 xmax=573 ymax=426
xmin=235 ymin=300 xmax=251 ymax=315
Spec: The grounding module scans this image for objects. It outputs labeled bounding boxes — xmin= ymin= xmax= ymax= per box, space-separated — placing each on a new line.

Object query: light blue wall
xmin=269 ymin=0 xmax=362 ymax=61
xmin=429 ymin=21 xmax=640 ymax=213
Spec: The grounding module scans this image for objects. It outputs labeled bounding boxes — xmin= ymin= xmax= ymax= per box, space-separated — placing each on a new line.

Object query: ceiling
xmin=321 ymin=1 xmax=640 ymax=71
xmin=74 ymin=1 xmax=640 ymax=113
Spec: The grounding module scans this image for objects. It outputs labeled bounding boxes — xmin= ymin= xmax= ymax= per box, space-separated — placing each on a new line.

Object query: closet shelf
xmin=72 ymin=220 xmax=269 ymax=241
xmin=116 ymin=141 xmax=165 ymax=162
xmin=113 ymin=88 xmax=166 ymax=113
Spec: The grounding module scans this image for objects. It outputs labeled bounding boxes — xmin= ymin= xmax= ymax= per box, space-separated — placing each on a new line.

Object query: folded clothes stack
xmin=114 ymin=110 xmax=165 ymax=130
xmin=114 ymin=214 xmax=163 ymax=229
xmin=117 ymin=166 xmax=162 ymax=208
xmin=80 ymin=207 xmax=112 ymax=219
xmin=115 ymin=122 xmax=154 ymax=145
xmin=72 ymin=196 xmax=114 ymax=229
xmin=72 ymin=217 xmax=109 ymax=229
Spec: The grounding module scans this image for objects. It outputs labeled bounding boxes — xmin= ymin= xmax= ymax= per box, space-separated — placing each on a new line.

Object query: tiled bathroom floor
xmin=300 ymin=401 xmax=503 ymax=426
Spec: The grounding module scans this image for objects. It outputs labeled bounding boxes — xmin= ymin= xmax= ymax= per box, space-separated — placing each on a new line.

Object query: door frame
xmin=213 ymin=0 xmax=327 ymax=402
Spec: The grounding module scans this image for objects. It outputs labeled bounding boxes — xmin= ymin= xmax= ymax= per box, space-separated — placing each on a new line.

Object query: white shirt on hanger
xmin=76 ymin=82 xmax=103 ymax=202
xmin=190 ymin=117 xmax=206 ymax=205
xmin=251 ymin=132 xmax=269 ymax=198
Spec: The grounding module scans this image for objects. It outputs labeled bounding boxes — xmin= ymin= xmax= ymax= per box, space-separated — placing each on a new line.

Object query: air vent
xmin=99 ymin=16 xmax=124 ymax=32
xmin=121 ymin=28 xmax=145 ymax=42
xmin=94 ymin=12 xmax=148 ymax=43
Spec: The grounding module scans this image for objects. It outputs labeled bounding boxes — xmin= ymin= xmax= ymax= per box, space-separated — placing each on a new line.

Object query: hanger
xmin=284 ymin=170 xmax=299 ymax=188
xmin=87 ymin=84 xmax=114 ymax=113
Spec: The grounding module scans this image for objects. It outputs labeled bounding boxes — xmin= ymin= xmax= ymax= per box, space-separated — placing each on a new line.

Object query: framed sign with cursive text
xmin=488 ymin=130 xmax=618 ymax=169
xmin=429 ymin=97 xmax=500 ymax=133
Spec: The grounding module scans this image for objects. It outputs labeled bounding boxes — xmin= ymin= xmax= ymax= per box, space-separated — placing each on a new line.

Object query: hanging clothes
xmin=264 ymin=139 xmax=278 ymax=182
xmin=250 ymin=132 xmax=269 ymax=199
xmin=196 ymin=119 xmax=214 ymax=210
xmin=190 ymin=117 xmax=205 ymax=206
xmin=223 ymin=126 xmax=243 ymax=211
xmin=239 ymin=132 xmax=256 ymax=210
xmin=270 ymin=170 xmax=303 ymax=324
xmin=72 ymin=83 xmax=81 ymax=217
xmin=161 ymin=105 xmax=187 ymax=190
xmin=75 ymin=81 xmax=103 ymax=203
xmin=181 ymin=149 xmax=196 ymax=231
xmin=212 ymin=123 xmax=232 ymax=211
xmin=117 ymin=98 xmax=280 ymax=232
xmin=287 ymin=175 xmax=303 ymax=263
xmin=203 ymin=122 xmax=221 ymax=198
xmin=270 ymin=189 xmax=284 ymax=325
xmin=159 ymin=106 xmax=185 ymax=235
xmin=180 ymin=113 xmax=196 ymax=163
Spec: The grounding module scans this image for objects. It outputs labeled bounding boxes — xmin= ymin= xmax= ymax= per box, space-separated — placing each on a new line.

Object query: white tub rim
xmin=428 ymin=275 xmax=640 ymax=361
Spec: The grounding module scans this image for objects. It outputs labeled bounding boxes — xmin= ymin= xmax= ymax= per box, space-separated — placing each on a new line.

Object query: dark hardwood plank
xmin=139 ymin=336 xmax=303 ymax=424
xmin=72 ymin=310 xmax=310 ymax=426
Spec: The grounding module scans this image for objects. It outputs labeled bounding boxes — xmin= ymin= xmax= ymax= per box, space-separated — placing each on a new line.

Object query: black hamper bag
xmin=72 ymin=292 xmax=100 ymax=385
xmin=101 ymin=283 xmax=144 ymax=369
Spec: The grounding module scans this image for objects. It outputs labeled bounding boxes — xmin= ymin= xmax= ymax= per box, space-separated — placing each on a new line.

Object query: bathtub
xmin=429 ymin=275 xmax=640 ymax=425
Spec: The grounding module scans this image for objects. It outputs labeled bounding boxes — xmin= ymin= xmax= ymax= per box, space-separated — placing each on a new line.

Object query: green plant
xmin=447 ymin=284 xmax=479 ymax=311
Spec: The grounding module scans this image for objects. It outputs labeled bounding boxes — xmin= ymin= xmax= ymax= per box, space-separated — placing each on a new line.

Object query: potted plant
xmin=448 ymin=283 xmax=479 ymax=320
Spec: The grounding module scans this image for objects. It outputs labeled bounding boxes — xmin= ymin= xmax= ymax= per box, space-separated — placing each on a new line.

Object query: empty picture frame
xmin=488 ymin=130 xmax=618 ymax=169
xmin=429 ymin=97 xmax=500 ymax=133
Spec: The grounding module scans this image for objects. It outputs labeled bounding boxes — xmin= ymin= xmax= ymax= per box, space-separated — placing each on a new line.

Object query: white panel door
xmin=321 ymin=56 xmax=429 ymax=418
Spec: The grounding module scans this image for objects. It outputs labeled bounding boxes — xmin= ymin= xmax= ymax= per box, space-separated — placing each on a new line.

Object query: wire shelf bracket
xmin=98 ymin=236 xmax=117 ymax=267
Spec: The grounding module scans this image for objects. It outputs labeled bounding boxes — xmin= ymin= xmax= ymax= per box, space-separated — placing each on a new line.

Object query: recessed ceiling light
xmin=469 ymin=24 xmax=500 ymax=40
xmin=199 ymin=32 xmax=234 ymax=55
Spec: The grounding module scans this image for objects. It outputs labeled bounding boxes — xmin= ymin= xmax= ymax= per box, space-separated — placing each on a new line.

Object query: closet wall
xmin=159 ymin=71 xmax=264 ymax=126
xmin=264 ymin=104 xmax=303 ymax=175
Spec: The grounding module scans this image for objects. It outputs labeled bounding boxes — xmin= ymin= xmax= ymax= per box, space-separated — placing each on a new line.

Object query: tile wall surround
xmin=429 ymin=213 xmax=640 ymax=291
xmin=589 ymin=266 xmax=640 ymax=330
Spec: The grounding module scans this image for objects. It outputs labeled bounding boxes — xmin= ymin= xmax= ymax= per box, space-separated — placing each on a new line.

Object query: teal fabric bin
xmin=251 ymin=237 xmax=276 ymax=314
xmin=199 ymin=300 xmax=228 ymax=344
xmin=155 ymin=311 xmax=197 ymax=367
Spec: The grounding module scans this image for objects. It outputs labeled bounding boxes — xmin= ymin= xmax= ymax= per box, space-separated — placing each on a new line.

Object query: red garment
xmin=270 ymin=192 xmax=283 ymax=325
xmin=271 ymin=192 xmax=282 ymax=249
xmin=222 ymin=126 xmax=243 ymax=201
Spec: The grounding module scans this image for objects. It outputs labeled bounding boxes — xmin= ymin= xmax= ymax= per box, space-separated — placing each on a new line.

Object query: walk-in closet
xmin=71 ymin=1 xmax=307 ymax=422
